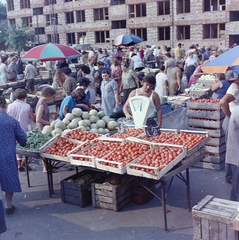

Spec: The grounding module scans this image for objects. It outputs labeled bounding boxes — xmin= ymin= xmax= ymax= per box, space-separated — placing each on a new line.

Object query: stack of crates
xmin=187 ymin=99 xmax=226 ymax=170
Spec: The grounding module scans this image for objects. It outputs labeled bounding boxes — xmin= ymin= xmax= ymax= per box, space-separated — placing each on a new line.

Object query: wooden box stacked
xmin=91 ymin=176 xmax=132 ymax=212
xmin=192 ymin=195 xmax=239 ymax=240
xmin=39 ymin=70 xmax=51 ymax=79
xmin=187 ymin=100 xmax=225 ymax=170
xmin=60 ymin=169 xmax=105 ymax=207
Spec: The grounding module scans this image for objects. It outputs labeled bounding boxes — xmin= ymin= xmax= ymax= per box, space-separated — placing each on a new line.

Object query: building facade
xmin=6 ymin=0 xmax=239 ymax=49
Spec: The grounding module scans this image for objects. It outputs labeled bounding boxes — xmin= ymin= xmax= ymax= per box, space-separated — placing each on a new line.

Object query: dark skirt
xmin=123 ymin=87 xmax=136 ymax=104
xmin=186 ymin=65 xmax=196 ymax=82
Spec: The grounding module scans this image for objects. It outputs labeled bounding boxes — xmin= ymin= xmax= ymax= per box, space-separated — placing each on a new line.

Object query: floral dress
xmin=35 ymin=100 xmax=50 ymax=130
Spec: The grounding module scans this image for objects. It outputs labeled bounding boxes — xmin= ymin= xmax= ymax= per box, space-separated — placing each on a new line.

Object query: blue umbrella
xmin=113 ymin=34 xmax=143 ymax=46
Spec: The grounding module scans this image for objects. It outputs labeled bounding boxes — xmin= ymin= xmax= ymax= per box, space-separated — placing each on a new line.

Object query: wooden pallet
xmin=91 ymin=177 xmax=132 ymax=212
xmin=192 ymin=195 xmax=239 ymax=240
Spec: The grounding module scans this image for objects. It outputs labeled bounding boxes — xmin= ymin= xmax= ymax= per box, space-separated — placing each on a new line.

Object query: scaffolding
xmin=49 ymin=0 xmax=58 ymax=43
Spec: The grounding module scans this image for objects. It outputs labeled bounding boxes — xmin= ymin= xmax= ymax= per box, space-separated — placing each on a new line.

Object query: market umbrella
xmin=113 ymin=34 xmax=143 ymax=46
xmin=21 ymin=43 xmax=81 ymax=62
xmin=202 ymin=46 xmax=239 ymax=74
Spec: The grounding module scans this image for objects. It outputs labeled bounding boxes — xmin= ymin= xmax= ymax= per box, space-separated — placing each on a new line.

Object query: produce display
xmin=63 ymin=128 xmax=101 ymax=142
xmin=41 ymin=108 xmax=118 ymax=137
xmin=190 ymin=99 xmax=219 ymax=104
xmin=130 ymin=146 xmax=184 ymax=173
xmin=199 ymin=74 xmax=216 ymax=81
xmin=163 ymin=132 xmax=206 ymax=150
xmin=42 ymin=137 xmax=78 ymax=157
xmin=72 ymin=141 xmax=122 ymax=162
xmin=17 ymin=128 xmax=52 ymax=152
xmin=110 ymin=128 xmax=144 ymax=138
xmin=139 ymin=132 xmax=176 ymax=143
xmin=69 ymin=142 xmax=90 ymax=155
xmin=98 ymin=142 xmax=150 ymax=168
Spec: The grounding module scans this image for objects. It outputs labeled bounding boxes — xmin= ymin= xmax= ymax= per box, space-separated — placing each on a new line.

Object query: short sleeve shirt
xmin=226 ymin=82 xmax=239 ymax=112
xmin=122 ymin=69 xmax=137 ymax=89
xmin=59 ymin=96 xmax=76 ymax=119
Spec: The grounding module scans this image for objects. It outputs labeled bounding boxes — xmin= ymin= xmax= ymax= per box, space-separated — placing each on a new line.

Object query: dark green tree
xmin=0 ymin=3 xmax=7 ymax=20
xmin=5 ymin=24 xmax=34 ymax=51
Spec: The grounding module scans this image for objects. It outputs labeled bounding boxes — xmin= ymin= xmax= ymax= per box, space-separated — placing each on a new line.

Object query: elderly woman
xmin=8 ymin=88 xmax=36 ymax=171
xmin=211 ymin=73 xmax=230 ymax=99
xmin=121 ymin=62 xmax=139 ymax=104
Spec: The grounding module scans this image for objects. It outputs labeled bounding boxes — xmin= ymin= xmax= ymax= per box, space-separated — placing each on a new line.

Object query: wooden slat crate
xmin=188 ymin=127 xmax=224 ymax=138
xmin=60 ymin=169 xmax=106 ymax=207
xmin=187 ymin=101 xmax=221 ymax=110
xmin=193 ymin=160 xmax=225 ymax=171
xmin=204 ymin=152 xmax=226 ymax=164
xmin=205 ymin=144 xmax=226 ymax=154
xmin=91 ymin=176 xmax=132 ymax=212
xmin=192 ymin=195 xmax=239 ymax=240
xmin=187 ymin=109 xmax=225 ymax=120
xmin=187 ymin=118 xmax=223 ymax=129
xmin=207 ymin=136 xmax=225 ymax=146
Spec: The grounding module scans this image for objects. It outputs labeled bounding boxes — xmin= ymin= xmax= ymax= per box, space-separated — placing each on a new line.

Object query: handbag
xmin=6 ymin=71 xmax=16 ymax=81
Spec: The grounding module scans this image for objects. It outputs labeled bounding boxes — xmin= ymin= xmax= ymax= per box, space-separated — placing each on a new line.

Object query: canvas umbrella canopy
xmin=202 ymin=46 xmax=239 ymax=74
xmin=113 ymin=34 xmax=143 ymax=46
xmin=21 ymin=43 xmax=81 ymax=62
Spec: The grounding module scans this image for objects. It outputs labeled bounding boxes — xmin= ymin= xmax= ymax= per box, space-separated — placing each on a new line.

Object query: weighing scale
xmin=129 ymin=96 xmax=151 ymax=128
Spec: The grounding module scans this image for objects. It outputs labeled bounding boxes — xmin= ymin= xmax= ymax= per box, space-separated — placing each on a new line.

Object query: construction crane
xmin=49 ymin=0 xmax=58 ymax=43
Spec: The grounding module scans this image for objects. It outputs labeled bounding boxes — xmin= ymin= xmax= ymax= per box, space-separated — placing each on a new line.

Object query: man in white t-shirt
xmin=25 ymin=62 xmax=37 ymax=93
xmin=220 ymin=80 xmax=239 ymax=184
xmin=155 ymin=66 xmax=168 ymax=97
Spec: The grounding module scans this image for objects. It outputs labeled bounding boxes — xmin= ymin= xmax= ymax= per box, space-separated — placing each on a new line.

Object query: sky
xmin=0 ymin=0 xmax=5 ymax=4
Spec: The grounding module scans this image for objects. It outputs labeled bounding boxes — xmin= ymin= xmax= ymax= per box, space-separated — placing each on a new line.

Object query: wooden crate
xmin=193 ymin=160 xmax=224 ymax=171
xmin=205 ymin=144 xmax=226 ymax=154
xmin=60 ymin=169 xmax=106 ymax=207
xmin=187 ymin=118 xmax=223 ymax=129
xmin=187 ymin=109 xmax=225 ymax=120
xmin=192 ymin=195 xmax=239 ymax=240
xmin=91 ymin=176 xmax=132 ymax=212
xmin=187 ymin=101 xmax=221 ymax=110
xmin=188 ymin=126 xmax=224 ymax=138
xmin=207 ymin=136 xmax=225 ymax=146
xmin=203 ymin=152 xmax=226 ymax=164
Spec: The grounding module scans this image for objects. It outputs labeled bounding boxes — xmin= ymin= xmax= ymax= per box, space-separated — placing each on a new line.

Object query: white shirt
xmin=185 ymin=57 xmax=197 ymax=67
xmin=153 ymin=48 xmax=160 ymax=57
xmin=25 ymin=64 xmax=37 ymax=79
xmin=155 ymin=72 xmax=168 ymax=97
xmin=227 ymin=83 xmax=239 ymax=112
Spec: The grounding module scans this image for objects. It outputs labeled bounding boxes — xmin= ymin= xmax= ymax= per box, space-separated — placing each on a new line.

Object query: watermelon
xmin=111 ymin=107 xmax=125 ymax=119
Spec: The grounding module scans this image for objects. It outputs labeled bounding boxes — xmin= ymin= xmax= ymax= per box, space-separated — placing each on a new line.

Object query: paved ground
xmin=0 ymin=160 xmax=232 ymax=240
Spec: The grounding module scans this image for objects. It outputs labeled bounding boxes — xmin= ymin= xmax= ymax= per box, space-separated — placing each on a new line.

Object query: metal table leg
xmin=45 ymin=158 xmax=53 ymax=197
xmin=26 ymin=156 xmax=30 ymax=187
xmin=161 ymin=181 xmax=168 ymax=232
xmin=186 ymin=168 xmax=191 ymax=211
xmin=76 ymin=166 xmax=79 ymax=173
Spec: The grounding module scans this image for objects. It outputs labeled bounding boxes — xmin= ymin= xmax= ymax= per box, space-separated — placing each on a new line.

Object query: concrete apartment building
xmin=5 ymin=0 xmax=239 ymax=50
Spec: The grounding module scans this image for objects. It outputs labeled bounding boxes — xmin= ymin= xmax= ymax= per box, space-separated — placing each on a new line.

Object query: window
xmin=111 ymin=0 xmax=125 ymax=5
xmin=204 ymin=0 xmax=226 ymax=11
xmin=177 ymin=0 xmax=190 ymax=14
xmin=177 ymin=26 xmax=190 ymax=40
xmin=158 ymin=1 xmax=170 ymax=15
xmin=9 ymin=19 xmax=16 ymax=25
xmin=33 ymin=8 xmax=43 ymax=15
xmin=67 ymin=33 xmax=75 ymax=44
xmin=35 ymin=27 xmax=45 ymax=35
xmin=65 ymin=12 xmax=74 ymax=24
xmin=47 ymin=34 xmax=59 ymax=43
xmin=203 ymin=24 xmax=225 ymax=39
xmin=44 ymin=0 xmax=56 ymax=4
xmin=76 ymin=10 xmax=85 ymax=22
xmin=158 ymin=27 xmax=170 ymax=40
xmin=94 ymin=8 xmax=109 ymax=21
xmin=20 ymin=0 xmax=30 ymax=9
xmin=77 ymin=32 xmax=86 ymax=44
xmin=230 ymin=11 xmax=239 ymax=22
xmin=95 ymin=31 xmax=110 ymax=43
xmin=129 ymin=4 xmax=146 ymax=18
xmin=65 ymin=0 xmax=72 ymax=2
xmin=21 ymin=17 xmax=32 ymax=27
xmin=130 ymin=28 xmax=147 ymax=41
xmin=7 ymin=0 xmax=14 ymax=11
xmin=46 ymin=14 xmax=58 ymax=26
xmin=112 ymin=20 xmax=126 ymax=29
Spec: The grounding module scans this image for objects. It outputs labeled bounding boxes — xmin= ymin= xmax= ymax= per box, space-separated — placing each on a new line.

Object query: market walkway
xmin=0 ymin=160 xmax=231 ymax=240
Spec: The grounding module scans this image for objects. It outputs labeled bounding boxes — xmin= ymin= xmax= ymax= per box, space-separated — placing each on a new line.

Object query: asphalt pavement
xmin=0 ymin=159 xmax=232 ymax=240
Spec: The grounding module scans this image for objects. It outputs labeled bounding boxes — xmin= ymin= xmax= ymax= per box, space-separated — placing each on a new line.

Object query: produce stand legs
xmin=25 ymin=157 xmax=30 ymax=187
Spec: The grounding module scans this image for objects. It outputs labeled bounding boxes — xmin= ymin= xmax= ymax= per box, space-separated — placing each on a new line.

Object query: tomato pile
xmin=64 ymin=129 xmax=99 ymax=141
xmin=189 ymin=109 xmax=218 ymax=112
xmin=111 ymin=128 xmax=144 ymax=138
xmin=189 ymin=117 xmax=218 ymax=122
xmin=139 ymin=132 xmax=176 ymax=143
xmin=99 ymin=142 xmax=150 ymax=168
xmin=164 ymin=133 xmax=206 ymax=150
xmin=73 ymin=141 xmax=122 ymax=161
xmin=132 ymin=146 xmax=184 ymax=173
xmin=190 ymin=99 xmax=220 ymax=104
xmin=70 ymin=142 xmax=90 ymax=155
xmin=42 ymin=138 xmax=78 ymax=157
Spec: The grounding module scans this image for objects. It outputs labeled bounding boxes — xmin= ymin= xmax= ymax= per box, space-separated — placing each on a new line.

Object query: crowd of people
xmin=1 ymin=41 xmax=239 ymax=216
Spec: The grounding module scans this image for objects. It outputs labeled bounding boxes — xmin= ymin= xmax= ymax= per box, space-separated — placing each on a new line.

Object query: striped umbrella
xmin=113 ymin=34 xmax=143 ymax=46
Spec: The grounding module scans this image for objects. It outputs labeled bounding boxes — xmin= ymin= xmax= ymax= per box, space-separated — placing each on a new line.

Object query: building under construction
xmin=6 ymin=0 xmax=239 ymax=49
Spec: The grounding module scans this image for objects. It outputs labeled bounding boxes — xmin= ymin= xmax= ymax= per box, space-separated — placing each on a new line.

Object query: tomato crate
xmin=187 ymin=118 xmax=223 ymax=129
xmin=188 ymin=126 xmax=224 ymax=138
xmin=60 ymin=169 xmax=106 ymax=207
xmin=187 ymin=109 xmax=225 ymax=120
xmin=91 ymin=175 xmax=132 ymax=212
xmin=207 ymin=136 xmax=226 ymax=146
xmin=126 ymin=144 xmax=187 ymax=180
xmin=205 ymin=143 xmax=226 ymax=154
xmin=187 ymin=100 xmax=221 ymax=110
xmin=204 ymin=151 xmax=226 ymax=164
xmin=39 ymin=135 xmax=79 ymax=162
xmin=192 ymin=195 xmax=239 ymax=240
